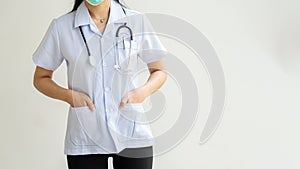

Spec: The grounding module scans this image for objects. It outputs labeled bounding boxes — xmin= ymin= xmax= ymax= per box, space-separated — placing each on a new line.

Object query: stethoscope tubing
xmin=79 ymin=26 xmax=91 ymax=56
xmin=79 ymin=7 xmax=134 ymax=72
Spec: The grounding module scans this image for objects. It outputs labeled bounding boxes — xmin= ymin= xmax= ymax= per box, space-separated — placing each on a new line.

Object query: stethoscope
xmin=79 ymin=7 xmax=134 ymax=73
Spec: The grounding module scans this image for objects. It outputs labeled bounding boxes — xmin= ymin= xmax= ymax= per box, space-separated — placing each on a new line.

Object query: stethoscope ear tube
xmin=79 ymin=26 xmax=91 ymax=56
xmin=115 ymin=23 xmax=133 ymax=41
xmin=79 ymin=26 xmax=96 ymax=66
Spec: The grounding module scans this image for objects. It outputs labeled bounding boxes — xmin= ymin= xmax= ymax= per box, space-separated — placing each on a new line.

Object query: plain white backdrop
xmin=1 ymin=0 xmax=300 ymax=169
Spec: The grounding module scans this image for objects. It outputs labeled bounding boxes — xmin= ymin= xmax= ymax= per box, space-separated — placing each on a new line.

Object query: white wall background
xmin=1 ymin=0 xmax=300 ymax=169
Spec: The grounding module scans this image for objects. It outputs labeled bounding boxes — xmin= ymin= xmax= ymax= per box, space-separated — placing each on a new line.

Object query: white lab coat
xmin=32 ymin=0 xmax=167 ymax=155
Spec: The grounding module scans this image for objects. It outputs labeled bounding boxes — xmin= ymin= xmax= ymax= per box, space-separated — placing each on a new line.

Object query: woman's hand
xmin=119 ymin=87 xmax=148 ymax=109
xmin=33 ymin=66 xmax=96 ymax=112
xmin=67 ymin=90 xmax=96 ymax=111
xmin=119 ymin=59 xmax=167 ymax=109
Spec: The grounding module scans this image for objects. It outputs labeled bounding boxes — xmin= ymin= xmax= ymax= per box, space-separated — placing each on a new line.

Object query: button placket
xmin=100 ymin=37 xmax=113 ymax=118
xmin=105 ymin=87 xmax=111 ymax=92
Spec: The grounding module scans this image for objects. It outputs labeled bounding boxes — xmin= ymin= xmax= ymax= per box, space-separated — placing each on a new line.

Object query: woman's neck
xmin=85 ymin=0 xmax=111 ymax=20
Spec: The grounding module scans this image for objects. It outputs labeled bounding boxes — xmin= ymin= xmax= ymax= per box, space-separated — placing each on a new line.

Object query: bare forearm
xmin=34 ymin=77 xmax=71 ymax=104
xmin=141 ymin=70 xmax=167 ymax=97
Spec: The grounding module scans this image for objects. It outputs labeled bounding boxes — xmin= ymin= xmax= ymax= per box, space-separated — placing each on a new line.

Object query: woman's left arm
xmin=119 ymin=59 xmax=167 ymax=108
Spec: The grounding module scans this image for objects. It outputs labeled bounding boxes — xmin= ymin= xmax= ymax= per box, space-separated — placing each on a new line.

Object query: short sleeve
xmin=32 ymin=19 xmax=64 ymax=71
xmin=138 ymin=14 xmax=168 ymax=64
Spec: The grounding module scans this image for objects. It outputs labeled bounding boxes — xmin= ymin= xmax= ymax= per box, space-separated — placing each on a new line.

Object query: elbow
xmin=153 ymin=68 xmax=168 ymax=83
xmin=159 ymin=66 xmax=168 ymax=82
xmin=33 ymin=75 xmax=39 ymax=90
xmin=33 ymin=72 xmax=43 ymax=91
xmin=33 ymin=66 xmax=53 ymax=90
xmin=155 ymin=69 xmax=168 ymax=84
xmin=162 ymin=71 xmax=168 ymax=84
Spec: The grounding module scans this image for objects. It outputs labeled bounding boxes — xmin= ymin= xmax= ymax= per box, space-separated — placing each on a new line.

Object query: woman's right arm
xmin=33 ymin=66 xmax=95 ymax=111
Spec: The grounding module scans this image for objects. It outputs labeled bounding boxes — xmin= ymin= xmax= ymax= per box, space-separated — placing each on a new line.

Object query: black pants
xmin=66 ymin=146 xmax=153 ymax=169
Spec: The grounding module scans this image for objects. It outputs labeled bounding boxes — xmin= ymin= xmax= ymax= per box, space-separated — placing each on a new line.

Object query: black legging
xmin=66 ymin=146 xmax=153 ymax=169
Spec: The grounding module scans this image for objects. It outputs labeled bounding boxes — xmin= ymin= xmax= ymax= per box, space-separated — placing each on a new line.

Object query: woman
xmin=32 ymin=0 xmax=167 ymax=168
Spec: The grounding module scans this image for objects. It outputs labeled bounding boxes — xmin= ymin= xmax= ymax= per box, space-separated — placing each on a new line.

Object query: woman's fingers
xmin=85 ymin=98 xmax=96 ymax=112
xmin=119 ymin=96 xmax=128 ymax=109
xmin=71 ymin=91 xmax=95 ymax=111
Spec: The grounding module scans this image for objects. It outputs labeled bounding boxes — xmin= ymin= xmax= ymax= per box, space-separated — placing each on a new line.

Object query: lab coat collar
xmin=74 ymin=0 xmax=127 ymax=29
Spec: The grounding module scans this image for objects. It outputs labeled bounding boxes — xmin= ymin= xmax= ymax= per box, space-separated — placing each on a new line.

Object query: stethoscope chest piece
xmin=89 ymin=55 xmax=97 ymax=67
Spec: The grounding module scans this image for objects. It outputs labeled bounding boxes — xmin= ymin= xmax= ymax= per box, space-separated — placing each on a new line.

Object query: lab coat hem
xmin=64 ymin=145 xmax=114 ymax=155
xmin=119 ymin=138 xmax=155 ymax=148
xmin=64 ymin=139 xmax=155 ymax=155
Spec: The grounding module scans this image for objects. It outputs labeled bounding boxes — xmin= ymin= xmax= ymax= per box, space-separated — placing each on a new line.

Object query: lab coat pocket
xmin=116 ymin=103 xmax=144 ymax=142
xmin=131 ymin=105 xmax=154 ymax=141
xmin=69 ymin=106 xmax=98 ymax=146
xmin=116 ymin=40 xmax=139 ymax=73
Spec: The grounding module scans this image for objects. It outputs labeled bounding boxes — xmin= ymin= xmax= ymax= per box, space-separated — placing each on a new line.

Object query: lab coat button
xmin=103 ymin=62 xmax=107 ymax=67
xmin=105 ymin=108 xmax=110 ymax=113
xmin=105 ymin=87 xmax=111 ymax=92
